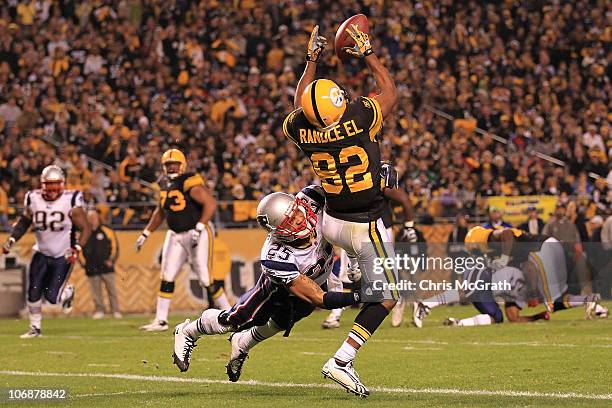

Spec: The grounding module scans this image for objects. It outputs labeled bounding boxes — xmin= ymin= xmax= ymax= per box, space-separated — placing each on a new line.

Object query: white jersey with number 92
xmin=26 ymin=189 xmax=84 ymax=258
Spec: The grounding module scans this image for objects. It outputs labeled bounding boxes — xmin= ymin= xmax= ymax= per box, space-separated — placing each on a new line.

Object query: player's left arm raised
xmin=344 ymin=24 xmax=397 ymax=117
xmin=189 ymin=183 xmax=217 ymax=247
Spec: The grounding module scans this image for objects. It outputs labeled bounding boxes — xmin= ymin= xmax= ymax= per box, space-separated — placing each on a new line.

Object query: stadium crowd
xmin=0 ymin=0 xmax=610 ymax=229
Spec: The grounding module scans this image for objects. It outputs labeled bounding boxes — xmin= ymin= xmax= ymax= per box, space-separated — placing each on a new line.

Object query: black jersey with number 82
xmin=283 ymin=96 xmax=384 ymax=222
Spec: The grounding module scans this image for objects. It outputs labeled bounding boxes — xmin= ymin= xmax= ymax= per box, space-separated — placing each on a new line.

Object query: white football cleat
xmin=113 ymin=312 xmax=123 ymax=319
xmin=443 ymin=317 xmax=460 ymax=326
xmin=584 ymin=294 xmax=601 ymax=320
xmin=412 ymin=301 xmax=430 ymax=328
xmin=92 ymin=311 xmax=104 ymax=320
xmin=20 ymin=326 xmax=41 ymax=339
xmin=226 ymin=332 xmax=249 ymax=382
xmin=173 ymin=319 xmax=197 ymax=372
xmin=390 ymin=300 xmax=405 ymax=327
xmin=140 ymin=319 xmax=169 ymax=332
xmin=321 ymin=311 xmax=341 ymax=329
xmin=595 ymin=304 xmax=608 ymax=318
xmin=61 ymin=284 xmax=75 ymax=314
xmin=322 ymin=358 xmax=369 ymax=397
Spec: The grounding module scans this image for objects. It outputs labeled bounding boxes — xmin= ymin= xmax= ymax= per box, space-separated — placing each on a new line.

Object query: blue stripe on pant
xmin=28 ymin=252 xmax=72 ymax=304
xmin=219 ymin=273 xmax=316 ymax=332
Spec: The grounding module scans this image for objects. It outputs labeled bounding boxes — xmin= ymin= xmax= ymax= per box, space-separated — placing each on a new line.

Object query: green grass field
xmin=0 ymin=304 xmax=611 ymax=407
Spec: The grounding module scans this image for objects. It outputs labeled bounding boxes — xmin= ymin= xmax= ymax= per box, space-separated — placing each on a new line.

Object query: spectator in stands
xmin=447 ymin=212 xmax=469 ymax=262
xmin=519 ymin=206 xmax=545 ymax=235
xmin=0 ymin=178 xmax=9 ymax=230
xmin=81 ymin=210 xmax=121 ymax=319
xmin=482 ymin=206 xmax=512 ymax=229
xmin=0 ymin=0 xmax=609 ymax=228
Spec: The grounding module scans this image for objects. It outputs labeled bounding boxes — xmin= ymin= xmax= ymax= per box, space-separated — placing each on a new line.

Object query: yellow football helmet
xmin=161 ymin=148 xmax=186 ymax=178
xmin=301 ymin=79 xmax=347 ymax=130
xmin=464 ymin=226 xmax=493 ymax=253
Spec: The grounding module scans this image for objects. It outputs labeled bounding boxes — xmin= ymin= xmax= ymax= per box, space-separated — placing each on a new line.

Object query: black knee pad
xmin=160 ymin=280 xmax=175 ymax=294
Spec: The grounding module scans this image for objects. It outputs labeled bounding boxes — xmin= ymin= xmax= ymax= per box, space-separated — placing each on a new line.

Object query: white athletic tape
xmin=1 ymin=370 xmax=611 ymax=401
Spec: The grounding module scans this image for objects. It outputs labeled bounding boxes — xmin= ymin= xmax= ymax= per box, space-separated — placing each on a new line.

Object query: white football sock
xmin=422 ymin=289 xmax=461 ymax=308
xmin=183 ymin=308 xmax=230 ymax=338
xmin=27 ymin=300 xmax=42 ymax=329
xmin=155 ymin=296 xmax=171 ymax=322
xmin=59 ymin=285 xmax=74 ymax=303
xmin=459 ymin=314 xmax=493 ymax=326
xmin=213 ymin=292 xmax=231 ymax=310
xmin=232 ymin=319 xmax=282 ymax=358
xmin=595 ymin=304 xmax=606 ymax=314
xmin=330 ymin=308 xmax=343 ymax=319
xmin=565 ymin=294 xmax=587 ymax=308
xmin=334 ymin=340 xmax=358 ymax=364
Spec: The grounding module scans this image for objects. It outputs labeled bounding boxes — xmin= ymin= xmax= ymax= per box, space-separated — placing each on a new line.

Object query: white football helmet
xmin=41 ymin=165 xmax=65 ymax=201
xmin=256 ymin=192 xmax=317 ymax=242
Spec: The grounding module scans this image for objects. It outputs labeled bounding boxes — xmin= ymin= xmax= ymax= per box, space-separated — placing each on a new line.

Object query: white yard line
xmin=87 ymin=364 xmax=120 ymax=367
xmin=73 ymin=390 xmax=148 ymax=398
xmin=2 ymin=332 xmax=610 ymax=350
xmin=2 ymin=333 xmax=609 ymax=349
xmin=0 ymin=370 xmax=611 ymax=401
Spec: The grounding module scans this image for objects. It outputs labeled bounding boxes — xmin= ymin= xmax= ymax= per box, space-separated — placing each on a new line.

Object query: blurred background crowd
xmin=0 ymin=0 xmax=609 ymax=230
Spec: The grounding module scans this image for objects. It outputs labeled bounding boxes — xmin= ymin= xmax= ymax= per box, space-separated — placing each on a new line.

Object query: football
xmin=335 ymin=14 xmax=369 ymax=60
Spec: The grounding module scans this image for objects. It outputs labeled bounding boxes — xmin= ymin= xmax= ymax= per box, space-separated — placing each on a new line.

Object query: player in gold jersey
xmin=136 ymin=149 xmax=230 ymax=331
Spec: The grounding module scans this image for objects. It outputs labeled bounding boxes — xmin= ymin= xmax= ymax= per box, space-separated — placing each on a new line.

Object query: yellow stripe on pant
xmin=369 ymin=221 xmax=398 ymax=300
xmin=204 ymin=224 xmax=214 ymax=273
xmin=530 ymin=253 xmax=552 ymax=309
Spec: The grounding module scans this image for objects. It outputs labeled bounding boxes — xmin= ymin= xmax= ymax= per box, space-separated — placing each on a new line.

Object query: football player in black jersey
xmin=283 ymin=24 xmax=398 ymax=396
xmin=135 ymin=149 xmax=230 ymax=331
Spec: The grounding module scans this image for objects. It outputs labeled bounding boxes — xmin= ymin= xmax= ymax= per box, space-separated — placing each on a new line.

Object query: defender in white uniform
xmin=172 ymin=186 xmax=363 ymax=381
xmin=2 ymin=166 xmax=91 ymax=338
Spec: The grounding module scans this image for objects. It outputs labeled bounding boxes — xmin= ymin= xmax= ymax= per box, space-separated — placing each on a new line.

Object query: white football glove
xmin=2 ymin=237 xmax=15 ymax=254
xmin=490 ymin=255 xmax=510 ymax=271
xmin=192 ymin=222 xmax=205 ymax=248
xmin=402 ymin=221 xmax=418 ymax=243
xmin=65 ymin=245 xmax=82 ymax=265
xmin=347 ymin=263 xmax=362 ymax=282
xmin=135 ymin=230 xmax=150 ymax=252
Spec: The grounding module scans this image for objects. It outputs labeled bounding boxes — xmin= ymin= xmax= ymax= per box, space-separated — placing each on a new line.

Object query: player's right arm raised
xmin=294 ymin=25 xmax=327 ymax=110
xmin=136 ymin=205 xmax=165 ymax=252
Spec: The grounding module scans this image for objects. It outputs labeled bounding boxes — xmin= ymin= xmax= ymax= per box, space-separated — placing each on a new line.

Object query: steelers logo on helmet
xmin=301 ymin=78 xmax=347 ymax=131
xmin=329 ymin=86 xmax=344 ymax=107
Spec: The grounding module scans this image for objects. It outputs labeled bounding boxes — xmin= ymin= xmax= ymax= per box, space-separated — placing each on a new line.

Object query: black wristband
xmin=322 ymin=292 xmax=360 ymax=309
xmin=363 ymin=49 xmax=374 ymax=57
